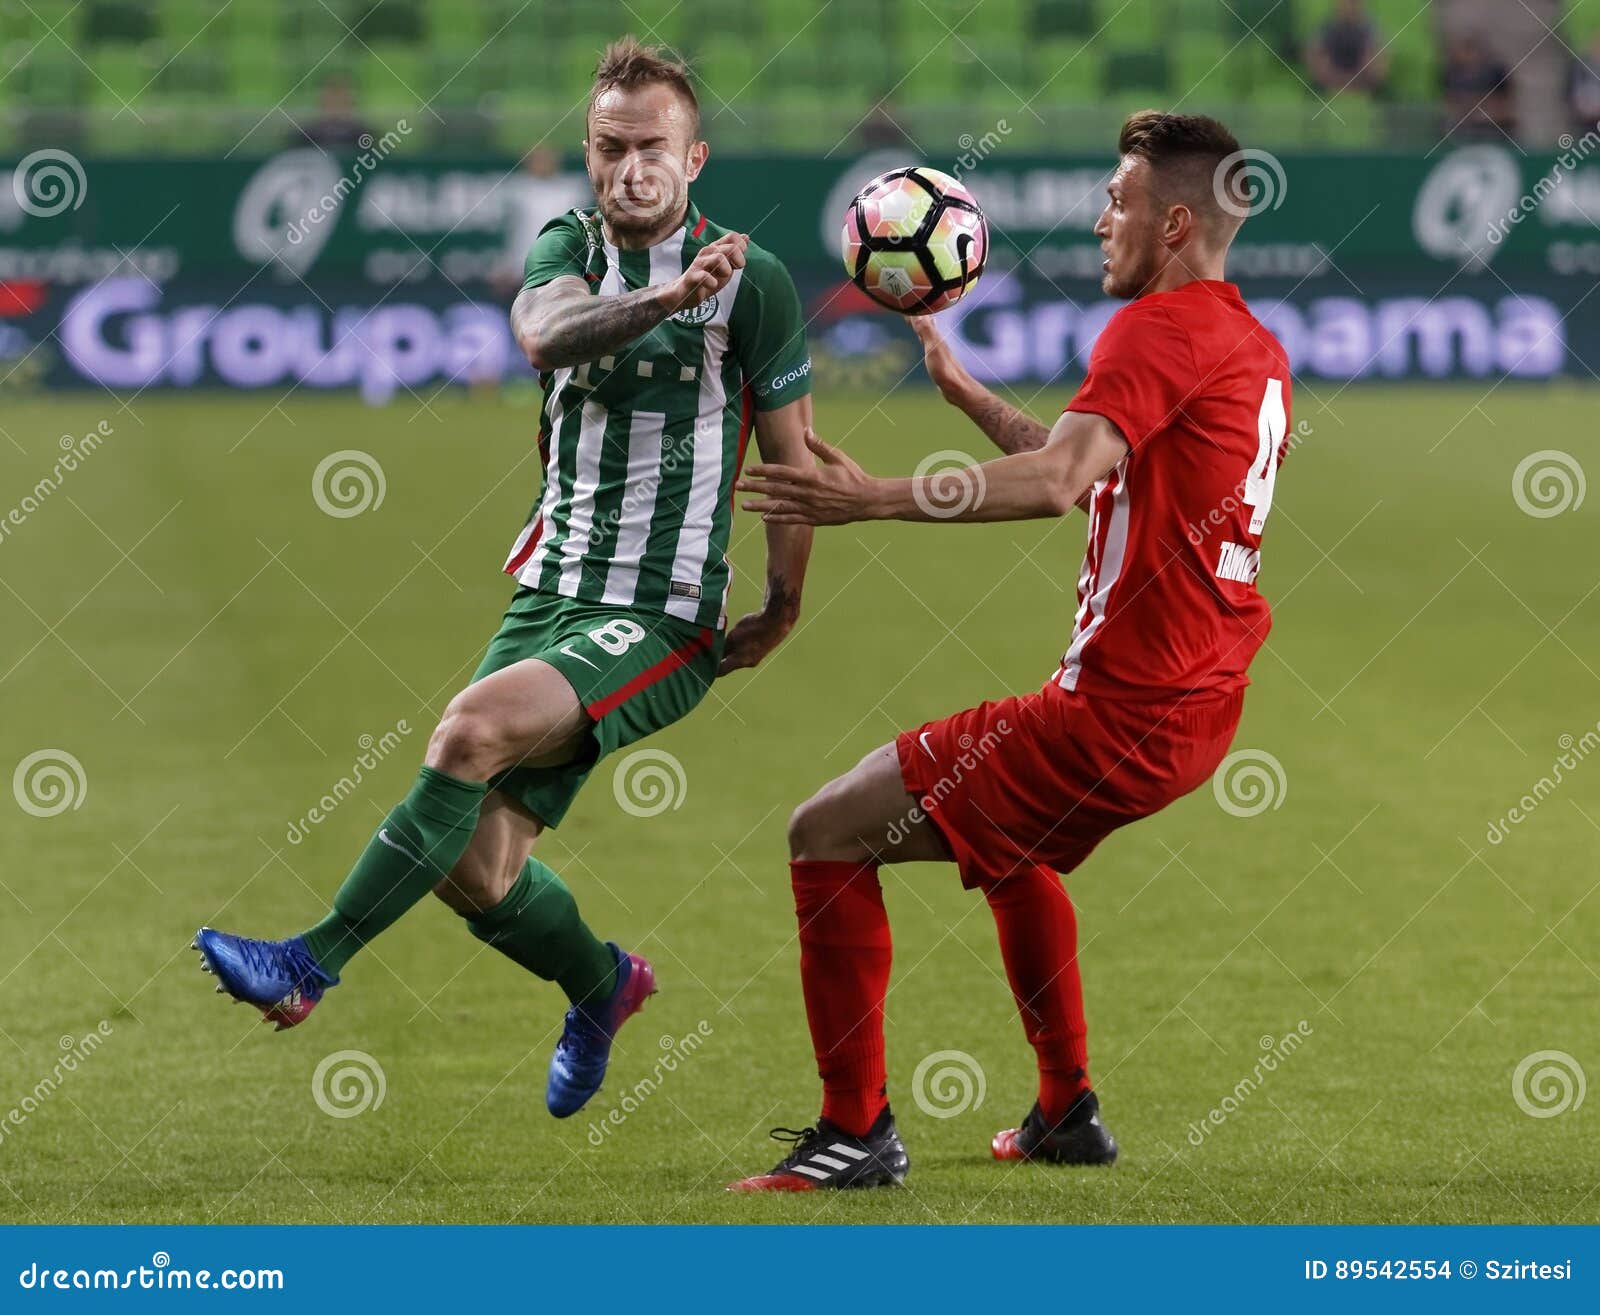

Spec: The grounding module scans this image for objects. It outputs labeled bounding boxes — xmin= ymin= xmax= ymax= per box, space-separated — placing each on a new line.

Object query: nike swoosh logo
xmin=378 ymin=828 xmax=427 ymax=867
xmin=918 ymin=731 xmax=936 ymax=759
xmin=559 ymin=643 xmax=599 ymax=671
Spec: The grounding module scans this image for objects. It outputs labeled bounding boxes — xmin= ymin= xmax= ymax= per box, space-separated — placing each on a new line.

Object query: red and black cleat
xmin=992 ymin=1091 xmax=1118 ymax=1165
xmin=728 ymin=1107 xmax=909 ymax=1192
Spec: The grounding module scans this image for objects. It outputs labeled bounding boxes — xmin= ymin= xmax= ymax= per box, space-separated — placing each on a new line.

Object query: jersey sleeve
xmin=1066 ymin=304 xmax=1197 ymax=449
xmin=731 ymin=250 xmax=813 ymax=411
xmin=521 ymin=210 xmax=597 ymax=292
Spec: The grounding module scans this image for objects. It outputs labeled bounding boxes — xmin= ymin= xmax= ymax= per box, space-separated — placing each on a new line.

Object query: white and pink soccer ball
xmin=841 ymin=166 xmax=989 ymax=315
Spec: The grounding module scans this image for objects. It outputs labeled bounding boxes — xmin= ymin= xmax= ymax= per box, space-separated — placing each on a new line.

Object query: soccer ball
xmin=841 ymin=166 xmax=989 ymax=315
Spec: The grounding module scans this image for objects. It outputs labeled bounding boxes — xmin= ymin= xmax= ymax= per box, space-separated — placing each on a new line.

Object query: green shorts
xmin=471 ymin=587 xmax=723 ymax=827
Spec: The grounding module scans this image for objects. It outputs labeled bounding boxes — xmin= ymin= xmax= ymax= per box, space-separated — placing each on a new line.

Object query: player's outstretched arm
xmin=718 ymin=395 xmax=814 ymax=676
xmin=909 ymin=315 xmax=1050 ymax=456
xmin=511 ymin=233 xmax=749 ymax=372
xmin=738 ymin=411 xmax=1127 ymax=527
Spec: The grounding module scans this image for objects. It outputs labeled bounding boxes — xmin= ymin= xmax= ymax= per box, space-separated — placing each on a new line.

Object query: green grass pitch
xmin=0 ymin=382 xmax=1596 ymax=1224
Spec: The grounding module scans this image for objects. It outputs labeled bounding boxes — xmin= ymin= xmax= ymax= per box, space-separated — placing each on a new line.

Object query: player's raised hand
xmin=739 ymin=429 xmax=880 ymax=526
xmin=667 ymin=232 xmax=748 ymax=312
xmin=909 ymin=313 xmax=975 ymax=404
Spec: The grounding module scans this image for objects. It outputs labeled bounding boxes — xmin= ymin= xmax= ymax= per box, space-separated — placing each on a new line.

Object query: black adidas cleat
xmin=991 ymin=1090 xmax=1118 ymax=1165
xmin=727 ymin=1106 xmax=910 ymax=1192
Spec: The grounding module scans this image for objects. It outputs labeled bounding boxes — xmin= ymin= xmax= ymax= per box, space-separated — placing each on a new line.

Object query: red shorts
xmin=895 ymin=680 xmax=1244 ymax=888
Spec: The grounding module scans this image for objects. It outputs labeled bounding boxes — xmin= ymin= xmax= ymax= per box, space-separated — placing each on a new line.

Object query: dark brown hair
xmin=589 ymin=36 xmax=701 ymax=137
xmin=1117 ymin=110 xmax=1247 ymax=221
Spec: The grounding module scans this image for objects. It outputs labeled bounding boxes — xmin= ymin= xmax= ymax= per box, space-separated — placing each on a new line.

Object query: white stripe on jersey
xmin=556 ymin=400 xmax=609 ymax=595
xmin=1059 ymin=456 xmax=1130 ymax=691
xmin=648 ymin=228 xmax=687 ymax=289
xmin=521 ymin=366 xmax=571 ymax=580
xmin=551 ymin=232 xmax=686 ymax=596
xmin=598 ymin=237 xmax=624 ymax=297
xmin=664 ymin=267 xmax=743 ymax=623
xmin=601 ymin=409 xmax=668 ymax=604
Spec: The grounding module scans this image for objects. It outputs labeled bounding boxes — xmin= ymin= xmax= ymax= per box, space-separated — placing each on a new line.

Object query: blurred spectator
xmin=1441 ymin=34 xmax=1514 ymax=140
xmin=494 ymin=147 xmax=591 ymax=297
xmin=1570 ymin=32 xmax=1600 ymax=132
xmin=856 ymin=93 xmax=914 ymax=149
xmin=294 ymin=74 xmax=373 ymax=150
xmin=1306 ymin=0 xmax=1389 ymax=95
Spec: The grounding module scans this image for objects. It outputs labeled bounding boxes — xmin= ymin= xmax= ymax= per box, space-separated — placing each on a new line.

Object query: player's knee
xmin=787 ymin=792 xmax=859 ymax=863
xmin=426 ymin=694 xmax=506 ymax=780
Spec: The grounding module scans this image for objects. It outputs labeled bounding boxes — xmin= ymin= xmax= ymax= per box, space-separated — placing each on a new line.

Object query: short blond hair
xmin=589 ymin=36 xmax=701 ymax=138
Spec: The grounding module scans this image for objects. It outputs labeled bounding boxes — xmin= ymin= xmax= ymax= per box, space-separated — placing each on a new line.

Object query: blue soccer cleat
xmin=546 ymin=943 xmax=657 ymax=1118
xmin=192 ymin=927 xmax=337 ymax=1031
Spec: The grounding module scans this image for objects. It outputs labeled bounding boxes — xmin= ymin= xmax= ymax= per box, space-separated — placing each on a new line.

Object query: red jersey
xmin=1058 ymin=279 xmax=1291 ymax=700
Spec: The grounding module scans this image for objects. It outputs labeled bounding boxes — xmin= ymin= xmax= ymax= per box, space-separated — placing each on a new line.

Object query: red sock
xmin=790 ymin=859 xmax=891 ymax=1137
xmin=982 ymin=864 xmax=1091 ymax=1125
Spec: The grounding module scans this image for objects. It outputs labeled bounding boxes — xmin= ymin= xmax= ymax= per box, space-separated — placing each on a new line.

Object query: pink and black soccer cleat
xmin=545 ymin=943 xmax=657 ymax=1118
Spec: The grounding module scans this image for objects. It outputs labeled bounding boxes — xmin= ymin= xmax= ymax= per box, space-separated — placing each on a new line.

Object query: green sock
xmin=302 ymin=765 xmax=488 ymax=975
xmin=465 ymin=857 xmax=618 ymax=1006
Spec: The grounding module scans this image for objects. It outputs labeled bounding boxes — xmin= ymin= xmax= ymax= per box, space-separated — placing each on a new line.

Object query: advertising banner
xmin=3 ymin=140 xmax=1598 ymax=389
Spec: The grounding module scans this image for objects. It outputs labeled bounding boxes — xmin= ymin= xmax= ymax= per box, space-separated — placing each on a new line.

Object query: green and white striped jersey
xmin=502 ymin=201 xmax=812 ymax=630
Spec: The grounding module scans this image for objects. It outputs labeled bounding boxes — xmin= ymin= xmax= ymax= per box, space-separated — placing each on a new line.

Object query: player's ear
xmin=1164 ymin=202 xmax=1194 ymax=249
xmin=685 ymin=138 xmax=710 ymax=183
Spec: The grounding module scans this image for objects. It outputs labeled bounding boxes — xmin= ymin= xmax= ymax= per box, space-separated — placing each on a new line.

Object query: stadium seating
xmin=0 ymin=0 xmax=1518 ymax=154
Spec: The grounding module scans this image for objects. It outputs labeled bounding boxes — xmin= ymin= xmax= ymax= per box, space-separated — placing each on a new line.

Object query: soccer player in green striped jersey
xmin=194 ymin=38 xmax=815 ymax=1120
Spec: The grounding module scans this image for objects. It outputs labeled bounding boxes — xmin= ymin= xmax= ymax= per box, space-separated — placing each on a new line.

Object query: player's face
xmin=584 ymin=84 xmax=708 ymax=243
xmin=1093 ymin=157 xmax=1165 ymax=299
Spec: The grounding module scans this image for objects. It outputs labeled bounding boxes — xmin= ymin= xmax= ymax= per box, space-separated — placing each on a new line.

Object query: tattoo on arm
xmin=963 ymin=389 xmax=1052 ymax=456
xmin=512 ymin=278 xmax=672 ymax=371
xmin=762 ymin=571 xmax=802 ymax=625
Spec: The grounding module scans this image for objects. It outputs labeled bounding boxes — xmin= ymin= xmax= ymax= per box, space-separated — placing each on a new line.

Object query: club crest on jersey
xmin=671 ymin=295 xmax=718 ymax=325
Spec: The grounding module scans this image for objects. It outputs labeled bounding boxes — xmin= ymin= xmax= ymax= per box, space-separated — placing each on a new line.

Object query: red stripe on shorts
xmin=587 ymin=627 xmax=716 ymax=719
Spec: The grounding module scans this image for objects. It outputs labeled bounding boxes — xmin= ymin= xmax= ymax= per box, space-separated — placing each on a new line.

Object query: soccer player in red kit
xmin=727 ymin=112 xmax=1292 ymax=1191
